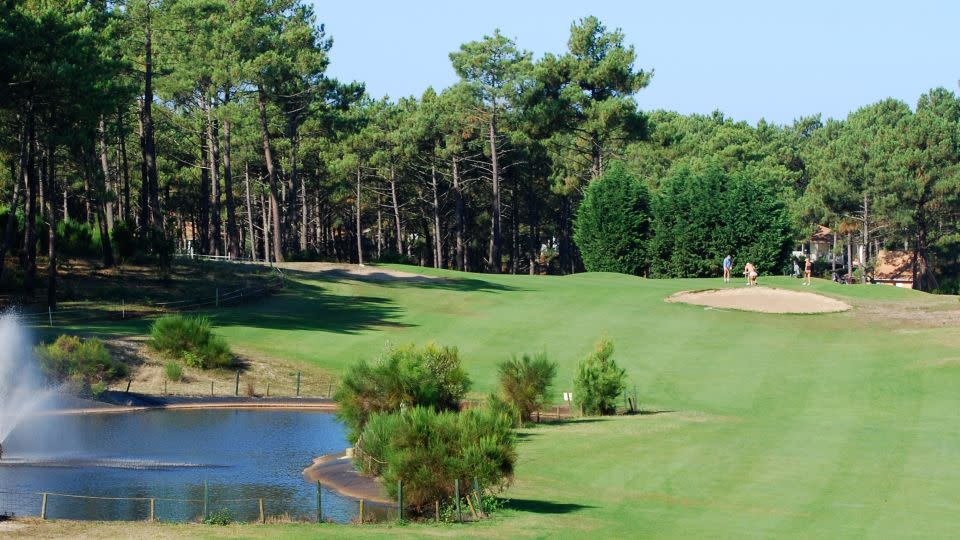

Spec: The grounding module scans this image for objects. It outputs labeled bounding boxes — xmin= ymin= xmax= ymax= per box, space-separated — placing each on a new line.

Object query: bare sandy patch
xmin=667 ymin=287 xmax=850 ymax=314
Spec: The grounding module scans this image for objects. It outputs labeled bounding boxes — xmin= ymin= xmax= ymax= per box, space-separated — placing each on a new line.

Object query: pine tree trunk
xmin=431 ymin=163 xmax=442 ymax=269
xmin=205 ymin=97 xmax=222 ymax=256
xmin=198 ymin=131 xmax=210 ymax=254
xmin=142 ymin=17 xmax=161 ymax=231
xmin=487 ymin=114 xmax=501 ymax=273
xmin=862 ymin=195 xmax=869 ymax=284
xmin=300 ymin=171 xmax=308 ymax=253
xmin=256 ymin=85 xmax=284 ymax=263
xmin=244 ymin=162 xmax=256 ymax=260
xmin=389 ymin=166 xmax=403 ymax=254
xmin=260 ymin=189 xmax=270 ymax=263
xmin=23 ymin=107 xmax=37 ymax=292
xmin=355 ymin=166 xmax=363 ymax=265
xmin=91 ymin=149 xmax=114 ymax=268
xmin=222 ymin=91 xmax=240 ymax=259
xmin=98 ymin=116 xmax=114 ymax=232
xmin=452 ymin=157 xmax=465 ymax=271
xmin=118 ymin=109 xmax=131 ymax=224
xmin=45 ymin=141 xmax=57 ymax=308
xmin=137 ymin=100 xmax=148 ymax=230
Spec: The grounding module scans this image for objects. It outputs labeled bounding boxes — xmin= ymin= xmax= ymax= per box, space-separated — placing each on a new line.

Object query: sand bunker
xmin=667 ymin=287 xmax=851 ymax=314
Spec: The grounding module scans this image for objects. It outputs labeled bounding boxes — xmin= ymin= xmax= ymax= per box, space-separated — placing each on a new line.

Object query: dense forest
xmin=2 ymin=0 xmax=959 ymax=308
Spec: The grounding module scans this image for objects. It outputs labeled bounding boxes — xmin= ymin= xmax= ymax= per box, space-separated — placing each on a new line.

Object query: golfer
xmin=804 ymin=257 xmax=812 ymax=286
xmin=744 ymin=262 xmax=758 ymax=286
xmin=722 ymin=255 xmax=733 ymax=283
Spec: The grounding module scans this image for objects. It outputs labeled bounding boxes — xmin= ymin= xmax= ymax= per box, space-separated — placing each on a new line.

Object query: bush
xmin=574 ymin=162 xmax=651 ymax=275
xmin=148 ymin=315 xmax=234 ymax=369
xmin=335 ymin=343 xmax=471 ymax=443
xmin=573 ymin=339 xmax=626 ymax=416
xmin=650 ymin=164 xmax=793 ymax=277
xmin=164 ymin=361 xmax=183 ymax=381
xmin=111 ymin=220 xmax=138 ymax=261
xmin=357 ymin=406 xmax=515 ymax=511
xmin=56 ymin=218 xmax=99 ymax=257
xmin=203 ymin=508 xmax=234 ymax=525
xmin=35 ymin=335 xmax=128 ymax=393
xmin=496 ymin=353 xmax=557 ymax=425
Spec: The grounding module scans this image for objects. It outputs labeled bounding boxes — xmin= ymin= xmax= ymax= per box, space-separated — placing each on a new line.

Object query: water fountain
xmin=0 ymin=312 xmax=57 ymax=461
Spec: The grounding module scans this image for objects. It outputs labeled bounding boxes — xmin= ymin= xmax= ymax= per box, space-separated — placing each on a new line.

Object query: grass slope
xmin=32 ymin=265 xmax=960 ymax=538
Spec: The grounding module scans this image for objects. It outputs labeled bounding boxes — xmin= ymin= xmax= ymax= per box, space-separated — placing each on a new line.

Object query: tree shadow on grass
xmin=283 ymin=267 xmax=524 ymax=293
xmin=505 ymin=498 xmax=595 ymax=514
xmin=209 ymin=278 xmax=412 ymax=335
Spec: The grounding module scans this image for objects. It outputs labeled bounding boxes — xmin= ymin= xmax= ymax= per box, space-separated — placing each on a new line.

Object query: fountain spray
xmin=0 ymin=312 xmax=56 ymax=460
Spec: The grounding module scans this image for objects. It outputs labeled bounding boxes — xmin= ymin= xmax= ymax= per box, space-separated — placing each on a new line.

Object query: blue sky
xmin=313 ymin=0 xmax=959 ymax=125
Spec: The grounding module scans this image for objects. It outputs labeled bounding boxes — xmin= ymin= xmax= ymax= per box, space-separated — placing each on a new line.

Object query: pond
xmin=0 ymin=409 xmax=369 ymax=523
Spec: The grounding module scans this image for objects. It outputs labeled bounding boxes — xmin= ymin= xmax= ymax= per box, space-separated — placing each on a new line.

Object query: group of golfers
xmin=721 ymin=255 xmax=812 ymax=286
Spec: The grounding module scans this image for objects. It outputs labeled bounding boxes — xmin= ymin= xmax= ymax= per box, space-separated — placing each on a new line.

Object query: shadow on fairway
xmin=211 ymin=279 xmax=411 ymax=335
xmin=283 ymin=268 xmax=523 ymax=293
xmin=505 ymin=498 xmax=595 ymax=514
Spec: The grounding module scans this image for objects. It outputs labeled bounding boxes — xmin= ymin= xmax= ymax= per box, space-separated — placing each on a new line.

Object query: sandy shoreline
xmin=31 ymin=395 xmax=338 ymax=416
xmin=303 ymin=452 xmax=392 ymax=505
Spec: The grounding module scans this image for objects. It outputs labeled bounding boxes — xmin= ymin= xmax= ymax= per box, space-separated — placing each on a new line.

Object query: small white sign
xmin=562 ymin=392 xmax=572 ymax=402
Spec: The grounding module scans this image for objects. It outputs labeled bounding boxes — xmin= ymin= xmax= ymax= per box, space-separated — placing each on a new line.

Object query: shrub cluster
xmin=35 ymin=335 xmax=128 ymax=395
xmin=496 ymin=352 xmax=557 ymax=426
xmin=148 ymin=315 xmax=233 ymax=369
xmin=575 ymin=161 xmax=793 ymax=278
xmin=358 ymin=406 xmax=515 ymax=511
xmin=335 ymin=343 xmax=471 ymax=442
xmin=574 ymin=339 xmax=627 ymax=415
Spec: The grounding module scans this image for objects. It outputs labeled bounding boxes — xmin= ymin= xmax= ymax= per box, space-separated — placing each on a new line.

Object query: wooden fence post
xmin=259 ymin=498 xmax=265 ymax=524
xmin=397 ymin=479 xmax=403 ymax=522
xmin=316 ymin=480 xmax=322 ymax=523
xmin=296 ymin=371 xmax=301 ymax=397
xmin=473 ymin=477 xmax=483 ymax=516
xmin=235 ymin=370 xmax=240 ymax=396
xmin=40 ymin=493 xmax=48 ymax=519
xmin=435 ymin=500 xmax=440 ymax=523
xmin=454 ymin=479 xmax=462 ymax=522
xmin=203 ymin=480 xmax=208 ymax=520
xmin=149 ymin=498 xmax=155 ymax=521
xmin=359 ymin=499 xmax=364 ymax=524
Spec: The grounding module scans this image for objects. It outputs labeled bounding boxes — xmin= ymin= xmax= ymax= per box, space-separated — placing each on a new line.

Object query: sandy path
xmin=667 ymin=287 xmax=851 ymax=314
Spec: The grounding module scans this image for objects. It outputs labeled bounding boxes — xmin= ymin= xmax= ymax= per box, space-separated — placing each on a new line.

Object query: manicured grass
xmin=24 ymin=265 xmax=960 ymax=537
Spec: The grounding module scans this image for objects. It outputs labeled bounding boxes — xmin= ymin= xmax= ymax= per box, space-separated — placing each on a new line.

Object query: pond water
xmin=0 ymin=409 xmax=367 ymax=523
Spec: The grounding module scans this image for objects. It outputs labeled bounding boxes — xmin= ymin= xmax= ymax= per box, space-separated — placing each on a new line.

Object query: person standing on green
xmin=722 ymin=255 xmax=733 ymax=283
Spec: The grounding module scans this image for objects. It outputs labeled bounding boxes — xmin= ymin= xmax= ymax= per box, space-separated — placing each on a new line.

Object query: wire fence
xmin=11 ymin=259 xmax=285 ymax=328
xmin=0 ymin=480 xmax=453 ymax=525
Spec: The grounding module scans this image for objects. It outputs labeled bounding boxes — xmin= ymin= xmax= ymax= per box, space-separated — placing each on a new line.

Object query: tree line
xmin=2 ymin=1 xmax=958 ymax=305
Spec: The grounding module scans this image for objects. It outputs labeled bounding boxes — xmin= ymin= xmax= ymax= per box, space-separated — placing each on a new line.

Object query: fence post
xmin=48 ymin=306 xmax=52 ymax=327
xmin=296 ymin=371 xmax=301 ymax=397
xmin=150 ymin=498 xmax=155 ymax=521
xmin=397 ymin=479 xmax=403 ymax=523
xmin=203 ymin=480 xmax=208 ymax=520
xmin=473 ymin=477 xmax=483 ymax=516
xmin=266 ymin=383 xmax=270 ymax=397
xmin=163 ymin=380 xmax=167 ymax=395
xmin=327 ymin=383 xmax=332 ymax=398
xmin=435 ymin=500 xmax=440 ymax=523
xmin=126 ymin=379 xmax=132 ymax=393
xmin=359 ymin=498 xmax=364 ymax=524
xmin=216 ymin=288 xmax=219 ymax=308
xmin=40 ymin=492 xmax=48 ymax=519
xmin=454 ymin=478 xmax=462 ymax=522
xmin=316 ymin=480 xmax=322 ymax=524
xmin=122 ymin=298 xmax=125 ymax=319
xmin=210 ymin=381 xmax=214 ymax=396
xmin=235 ymin=370 xmax=240 ymax=397
xmin=259 ymin=498 xmax=265 ymax=524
